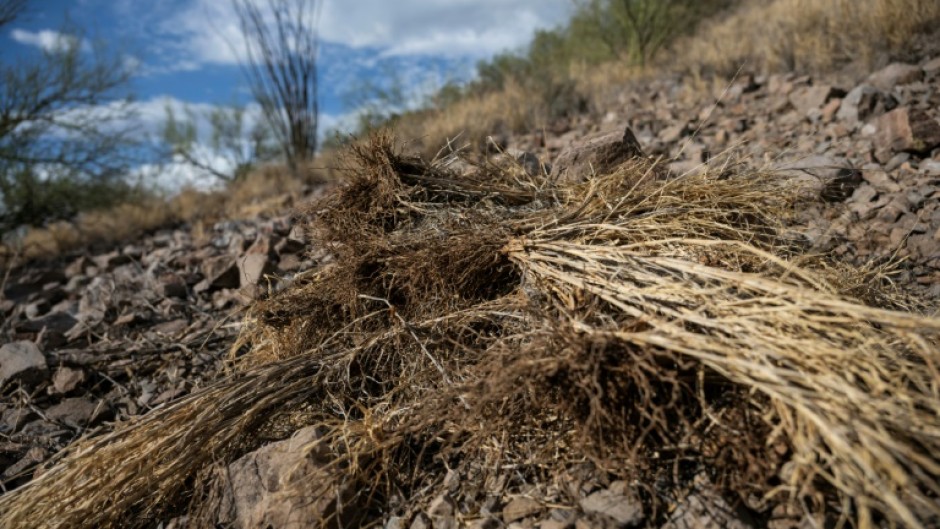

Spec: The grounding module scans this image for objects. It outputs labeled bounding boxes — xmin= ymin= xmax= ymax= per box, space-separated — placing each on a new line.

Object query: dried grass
xmin=2 ymin=132 xmax=938 ymax=529
xmin=676 ymin=0 xmax=940 ymax=76
xmin=1 ymin=159 xmax=333 ymax=266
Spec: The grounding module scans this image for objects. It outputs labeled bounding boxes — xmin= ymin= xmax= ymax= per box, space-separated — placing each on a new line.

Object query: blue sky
xmin=4 ymin=0 xmax=573 ymax=149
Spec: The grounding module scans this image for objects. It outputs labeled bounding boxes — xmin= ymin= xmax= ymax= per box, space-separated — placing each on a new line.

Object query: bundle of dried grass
xmin=1 ymin=132 xmax=937 ymax=529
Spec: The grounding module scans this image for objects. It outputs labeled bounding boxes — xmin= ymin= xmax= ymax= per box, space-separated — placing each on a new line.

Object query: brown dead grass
xmin=2 ymin=133 xmax=938 ymax=528
xmin=392 ymin=79 xmax=539 ymax=158
xmin=677 ymin=0 xmax=940 ymax=76
xmin=0 ymin=158 xmax=335 ymax=267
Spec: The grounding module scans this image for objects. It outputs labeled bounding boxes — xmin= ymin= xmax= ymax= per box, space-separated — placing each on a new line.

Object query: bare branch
xmin=232 ymin=0 xmax=320 ymax=171
xmin=0 ymin=0 xmax=27 ymax=28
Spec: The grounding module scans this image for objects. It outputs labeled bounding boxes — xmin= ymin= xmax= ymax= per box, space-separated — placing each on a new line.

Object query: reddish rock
xmin=874 ymin=107 xmax=940 ymax=160
xmin=50 ymin=367 xmax=85 ymax=395
xmin=788 ymin=85 xmax=845 ymax=116
xmin=821 ymin=98 xmax=842 ymax=122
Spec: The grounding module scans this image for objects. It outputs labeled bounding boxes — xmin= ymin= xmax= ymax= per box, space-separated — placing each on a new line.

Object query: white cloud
xmin=159 ymin=0 xmax=573 ymax=66
xmin=10 ymin=28 xmax=87 ymax=53
xmin=320 ymin=0 xmax=572 ymax=57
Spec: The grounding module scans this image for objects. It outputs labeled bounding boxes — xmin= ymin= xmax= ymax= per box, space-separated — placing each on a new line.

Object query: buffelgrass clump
xmin=1 ymin=132 xmax=938 ymax=529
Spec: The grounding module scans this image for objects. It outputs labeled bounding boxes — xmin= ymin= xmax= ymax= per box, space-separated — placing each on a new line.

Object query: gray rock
xmin=78 ymin=276 xmax=113 ymax=325
xmin=836 ymin=84 xmax=895 ymax=125
xmin=208 ymin=425 xmax=358 ymax=529
xmin=428 ymin=494 xmax=456 ymax=518
xmin=579 ymin=484 xmax=643 ymax=528
xmin=45 ymin=397 xmax=106 ymax=427
xmin=868 ymin=62 xmax=924 ymax=91
xmin=0 ymin=341 xmax=48 ymax=390
xmin=410 ymin=512 xmax=432 ymax=529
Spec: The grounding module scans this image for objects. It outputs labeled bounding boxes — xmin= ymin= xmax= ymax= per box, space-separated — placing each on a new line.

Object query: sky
xmin=2 ymin=0 xmax=573 ymax=187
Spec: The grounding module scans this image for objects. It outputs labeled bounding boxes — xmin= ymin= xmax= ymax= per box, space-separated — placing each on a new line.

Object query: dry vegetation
xmin=386 ymin=0 xmax=940 ymax=154
xmin=0 ymin=159 xmax=333 ymax=266
xmin=677 ymin=0 xmax=940 ymax=76
xmin=2 ymin=134 xmax=938 ymax=528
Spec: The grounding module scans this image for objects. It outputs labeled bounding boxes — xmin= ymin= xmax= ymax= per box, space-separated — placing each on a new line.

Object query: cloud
xmin=10 ymin=28 xmax=87 ymax=53
xmin=320 ymin=0 xmax=572 ymax=57
xmin=158 ymin=0 xmax=573 ymax=66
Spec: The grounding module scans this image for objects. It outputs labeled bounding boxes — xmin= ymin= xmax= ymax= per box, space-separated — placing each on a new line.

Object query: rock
xmin=208 ymin=425 xmax=358 ymax=529
xmin=428 ymin=494 xmax=456 ymax=518
xmin=79 ymin=276 xmax=113 ymax=324
xmin=788 ymin=85 xmax=845 ymax=116
xmin=579 ymin=484 xmax=643 ymax=528
xmin=772 ymin=155 xmax=862 ymax=201
xmin=923 ymin=57 xmax=940 ymax=77
xmin=659 ymin=123 xmax=687 ymax=143
xmin=156 ymin=274 xmax=188 ymax=299
xmin=868 ymin=62 xmax=924 ymax=91
xmin=503 ymin=497 xmax=543 ymax=523
xmin=874 ymin=107 xmax=940 ymax=160
xmin=660 ymin=491 xmax=753 ymax=529
xmin=64 ymin=256 xmax=95 ymax=277
xmin=836 ymin=84 xmax=894 ymax=125
xmin=921 ymin=159 xmax=940 ymax=175
xmin=150 ymin=319 xmax=189 ymax=336
xmin=17 ymin=312 xmax=79 ymax=339
xmin=199 ymin=256 xmax=240 ymax=292
xmin=237 ymin=254 xmax=276 ymax=289
xmin=550 ymin=127 xmax=644 ymax=183
xmin=50 ymin=367 xmax=85 ymax=395
xmin=275 ymin=237 xmax=306 ymax=256
xmin=1 ymin=407 xmax=35 ymax=432
xmin=410 ymin=512 xmax=433 ymax=529
xmin=1 ymin=446 xmax=47 ymax=480
xmin=820 ymin=97 xmax=842 ymax=122
xmin=93 ymin=251 xmax=132 ymax=271
xmin=538 ymin=520 xmax=572 ymax=529
xmin=0 ymin=341 xmax=48 ymax=390
xmin=25 ymin=299 xmax=51 ymax=319
xmin=45 ymin=397 xmax=106 ymax=427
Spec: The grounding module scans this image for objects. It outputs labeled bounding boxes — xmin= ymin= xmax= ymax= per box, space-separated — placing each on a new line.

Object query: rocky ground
xmin=0 ymin=187 xmax=325 ymax=492
xmin=2 ymin=56 xmax=940 ymax=528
